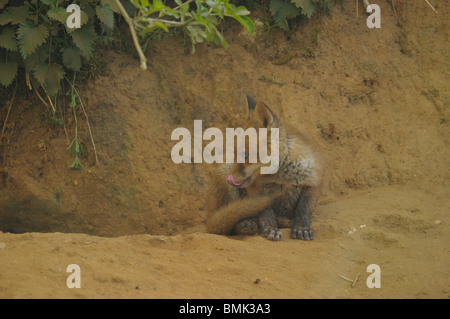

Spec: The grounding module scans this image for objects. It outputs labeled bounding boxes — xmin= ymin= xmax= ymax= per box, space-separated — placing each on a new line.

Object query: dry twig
xmin=423 ymin=0 xmax=438 ymax=14
xmin=1 ymin=79 xmax=17 ymax=141
xmin=352 ymin=272 xmax=361 ymax=288
xmin=114 ymin=0 xmax=147 ymax=70
xmin=339 ymin=272 xmax=361 ymax=288
xmin=391 ymin=0 xmax=398 ymax=22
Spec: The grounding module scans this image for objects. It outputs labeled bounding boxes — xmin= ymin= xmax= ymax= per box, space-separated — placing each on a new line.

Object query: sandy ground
xmin=0 ymin=183 xmax=448 ymax=298
xmin=0 ymin=1 xmax=449 ymax=299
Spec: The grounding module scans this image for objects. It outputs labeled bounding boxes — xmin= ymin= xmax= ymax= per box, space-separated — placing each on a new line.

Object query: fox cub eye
xmin=244 ymin=152 xmax=249 ymax=159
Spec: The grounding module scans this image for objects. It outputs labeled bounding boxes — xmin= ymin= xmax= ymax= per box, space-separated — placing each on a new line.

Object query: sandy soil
xmin=0 ymin=1 xmax=449 ymax=298
xmin=0 ymin=183 xmax=448 ymax=298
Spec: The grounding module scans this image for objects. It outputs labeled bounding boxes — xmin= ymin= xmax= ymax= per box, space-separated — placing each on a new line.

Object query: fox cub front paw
xmin=291 ymin=226 xmax=313 ymax=240
xmin=261 ymin=227 xmax=282 ymax=241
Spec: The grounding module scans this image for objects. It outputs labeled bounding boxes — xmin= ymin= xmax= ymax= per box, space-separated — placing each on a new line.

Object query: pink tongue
xmin=226 ymin=174 xmax=241 ymax=187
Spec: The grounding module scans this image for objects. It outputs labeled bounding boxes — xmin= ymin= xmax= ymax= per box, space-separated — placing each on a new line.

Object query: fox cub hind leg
xmin=234 ymin=217 xmax=258 ymax=235
xmin=234 ymin=208 xmax=282 ymax=241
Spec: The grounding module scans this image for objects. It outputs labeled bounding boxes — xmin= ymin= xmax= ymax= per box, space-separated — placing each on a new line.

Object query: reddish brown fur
xmin=206 ymin=96 xmax=324 ymax=240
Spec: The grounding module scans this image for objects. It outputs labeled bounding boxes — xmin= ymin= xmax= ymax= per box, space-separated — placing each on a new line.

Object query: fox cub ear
xmin=245 ymin=94 xmax=274 ymax=128
xmin=245 ymin=94 xmax=258 ymax=118
xmin=253 ymin=102 xmax=273 ymax=128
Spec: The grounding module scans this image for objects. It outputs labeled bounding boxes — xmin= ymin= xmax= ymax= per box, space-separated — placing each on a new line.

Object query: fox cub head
xmin=226 ymin=94 xmax=281 ymax=188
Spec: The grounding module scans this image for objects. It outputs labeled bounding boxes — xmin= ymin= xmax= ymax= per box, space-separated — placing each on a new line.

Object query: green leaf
xmin=214 ymin=29 xmax=228 ymax=48
xmin=196 ymin=1 xmax=209 ymax=17
xmin=80 ymin=10 xmax=90 ymax=27
xmin=66 ymin=138 xmax=74 ymax=152
xmin=187 ymin=25 xmax=207 ymax=42
xmin=101 ymin=0 xmax=120 ymax=13
xmin=17 ymin=21 xmax=49 ymax=57
xmin=149 ymin=0 xmax=165 ymax=14
xmin=62 ymin=47 xmax=82 ymax=71
xmin=33 ymin=63 xmax=65 ymax=95
xmin=47 ymin=7 xmax=70 ymax=24
xmin=154 ymin=21 xmax=169 ymax=32
xmin=0 ymin=5 xmax=28 ymax=25
xmin=71 ymin=22 xmax=97 ymax=58
xmin=269 ymin=0 xmax=301 ymax=30
xmin=0 ymin=60 xmax=18 ymax=87
xmin=69 ymin=156 xmax=83 ymax=170
xmin=292 ymin=0 xmax=315 ymax=18
xmin=23 ymin=44 xmax=48 ymax=71
xmin=96 ymin=4 xmax=114 ymax=29
xmin=0 ymin=26 xmax=17 ymax=51
xmin=234 ymin=6 xmax=251 ymax=16
xmin=233 ymin=15 xmax=255 ymax=33
xmin=83 ymin=5 xmax=96 ymax=20
xmin=186 ymin=25 xmax=208 ymax=53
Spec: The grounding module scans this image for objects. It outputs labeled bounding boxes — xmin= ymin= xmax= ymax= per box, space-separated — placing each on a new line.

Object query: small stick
xmin=351 ymin=272 xmax=361 ymax=288
xmin=60 ymin=81 xmax=69 ymax=144
xmin=40 ymin=84 xmax=56 ymax=113
xmin=58 ymin=91 xmax=70 ymax=144
xmin=339 ymin=273 xmax=361 ymax=287
xmin=391 ymin=0 xmax=398 ymax=22
xmin=114 ymin=0 xmax=147 ymax=70
xmin=34 ymin=87 xmax=51 ymax=109
xmin=423 ymin=0 xmax=438 ymax=14
xmin=338 ymin=274 xmax=354 ymax=283
xmin=25 ymin=70 xmax=32 ymax=90
xmin=1 ymin=79 xmax=17 ymax=141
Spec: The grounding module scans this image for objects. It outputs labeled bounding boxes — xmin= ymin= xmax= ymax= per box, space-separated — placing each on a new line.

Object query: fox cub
xmin=206 ymin=94 xmax=324 ymax=241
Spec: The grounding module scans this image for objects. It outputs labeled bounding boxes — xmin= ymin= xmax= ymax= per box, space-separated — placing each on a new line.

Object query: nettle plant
xmin=0 ymin=0 xmax=116 ymax=94
xmin=269 ymin=0 xmax=331 ymax=30
xmin=132 ymin=0 xmax=254 ymax=52
xmin=0 ymin=0 xmax=254 ymax=93
xmin=0 ymin=0 xmax=254 ymax=169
